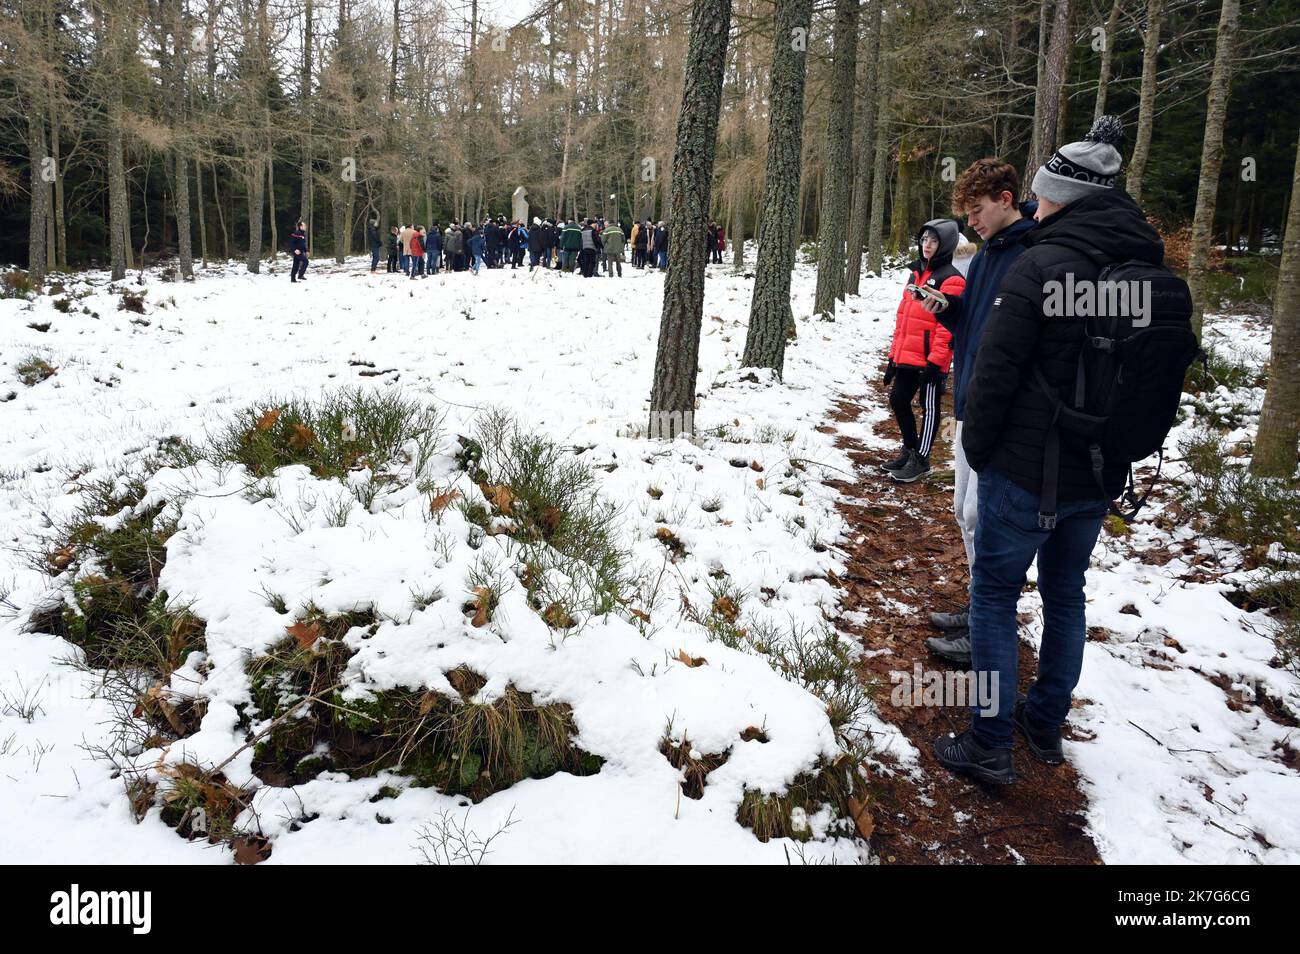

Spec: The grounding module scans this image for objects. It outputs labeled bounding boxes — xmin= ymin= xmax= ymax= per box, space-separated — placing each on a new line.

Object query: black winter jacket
xmin=961 ymin=189 xmax=1164 ymax=502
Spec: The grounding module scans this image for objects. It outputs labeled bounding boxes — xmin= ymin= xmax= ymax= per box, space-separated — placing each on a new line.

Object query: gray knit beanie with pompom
xmin=1031 ymin=115 xmax=1125 ymax=205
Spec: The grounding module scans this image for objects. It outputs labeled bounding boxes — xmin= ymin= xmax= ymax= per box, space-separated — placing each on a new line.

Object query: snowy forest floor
xmin=1 ymin=252 xmax=1297 ymax=864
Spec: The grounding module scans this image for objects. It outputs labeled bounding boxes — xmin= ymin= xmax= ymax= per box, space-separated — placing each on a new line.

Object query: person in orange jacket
xmin=882 ymin=218 xmax=966 ymax=483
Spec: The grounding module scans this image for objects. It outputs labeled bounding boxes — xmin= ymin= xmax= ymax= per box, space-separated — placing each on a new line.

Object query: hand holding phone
xmin=908 ymin=282 xmax=948 ymax=312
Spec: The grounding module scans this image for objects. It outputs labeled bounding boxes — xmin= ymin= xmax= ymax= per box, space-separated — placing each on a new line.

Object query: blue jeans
xmin=968 ymin=468 xmax=1106 ymax=748
xmin=370 ymin=245 xmax=381 ymax=270
xmin=427 ymin=251 xmax=440 ymax=274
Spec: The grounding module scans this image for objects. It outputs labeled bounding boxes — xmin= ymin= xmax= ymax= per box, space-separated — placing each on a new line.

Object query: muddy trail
xmin=824 ymin=377 xmax=1102 ymax=865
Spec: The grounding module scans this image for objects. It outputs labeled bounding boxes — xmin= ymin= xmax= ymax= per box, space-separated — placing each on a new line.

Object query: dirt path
xmin=824 ymin=378 xmax=1102 ymax=865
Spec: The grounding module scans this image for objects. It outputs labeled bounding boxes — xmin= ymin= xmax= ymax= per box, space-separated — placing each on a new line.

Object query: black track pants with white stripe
xmin=888 ymin=366 xmax=945 ymax=460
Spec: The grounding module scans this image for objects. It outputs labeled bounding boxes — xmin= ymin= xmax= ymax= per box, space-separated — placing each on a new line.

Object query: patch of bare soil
xmin=824 ymin=380 xmax=1102 ymax=865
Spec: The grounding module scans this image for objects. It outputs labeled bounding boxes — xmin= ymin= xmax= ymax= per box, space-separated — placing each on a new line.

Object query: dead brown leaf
xmin=429 ymin=488 xmax=462 ymax=513
xmin=542 ymin=602 xmax=574 ymax=629
xmin=712 ymin=595 xmax=739 ymax=622
xmin=255 ymin=408 xmax=282 ymax=431
xmin=847 ymin=796 xmax=875 ymax=839
xmin=288 ymin=422 xmax=317 ymax=450
xmin=230 ymin=834 xmax=272 ymax=865
xmin=471 ymin=586 xmax=492 ymax=627
xmin=286 ymin=619 xmax=322 ymax=650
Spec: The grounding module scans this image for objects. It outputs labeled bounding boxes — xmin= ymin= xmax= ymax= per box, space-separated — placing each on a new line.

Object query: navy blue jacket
xmin=289 ymin=229 xmax=308 ymax=256
xmin=937 ymin=204 xmax=1036 ymax=420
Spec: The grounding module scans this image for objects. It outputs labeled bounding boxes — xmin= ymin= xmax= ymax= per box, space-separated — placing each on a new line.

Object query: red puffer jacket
xmin=889 ymin=219 xmax=966 ymax=372
xmin=410 ymin=232 xmax=425 ymax=257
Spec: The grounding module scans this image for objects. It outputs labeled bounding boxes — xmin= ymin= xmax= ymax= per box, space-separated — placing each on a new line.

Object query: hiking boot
xmin=880 ymin=447 xmax=911 ymax=474
xmin=933 ymin=729 xmax=1016 ymax=785
xmin=925 ymin=628 xmax=970 ymax=666
xmin=1013 ymin=697 xmax=1065 ymax=765
xmin=890 ymin=450 xmax=930 ymax=483
xmin=929 ymin=605 xmax=970 ymax=630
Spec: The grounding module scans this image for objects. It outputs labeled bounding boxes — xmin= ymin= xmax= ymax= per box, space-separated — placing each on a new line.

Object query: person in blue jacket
xmin=289 ymin=221 xmax=309 ymax=283
xmin=508 ymin=221 xmax=528 ymax=268
xmin=467 ymin=226 xmax=486 ymax=274
xmin=920 ymin=159 xmax=1037 ymax=667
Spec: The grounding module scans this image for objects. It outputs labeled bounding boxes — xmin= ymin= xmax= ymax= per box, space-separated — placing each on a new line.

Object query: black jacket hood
xmin=913 ymin=218 xmax=961 ymax=270
xmin=1027 ymin=189 xmax=1164 ymax=265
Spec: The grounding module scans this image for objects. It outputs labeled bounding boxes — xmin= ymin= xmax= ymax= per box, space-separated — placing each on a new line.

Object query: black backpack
xmin=1031 ymin=241 xmax=1202 ymax=528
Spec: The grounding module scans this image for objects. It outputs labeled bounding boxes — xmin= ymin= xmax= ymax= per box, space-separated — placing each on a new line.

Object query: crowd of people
xmin=881 ymin=116 xmax=1196 ymax=787
xmin=285 ymin=211 xmax=732 ymax=282
xmin=348 ymin=214 xmax=730 ymax=279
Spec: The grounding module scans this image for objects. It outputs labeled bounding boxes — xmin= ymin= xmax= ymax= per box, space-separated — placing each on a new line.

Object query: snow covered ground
xmin=1 ymin=253 xmax=1296 ymax=864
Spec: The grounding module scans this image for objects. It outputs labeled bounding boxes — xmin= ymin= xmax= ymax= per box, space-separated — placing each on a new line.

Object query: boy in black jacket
xmin=934 ymin=116 xmax=1153 ymax=784
xmin=289 ymin=222 xmax=308 ymax=282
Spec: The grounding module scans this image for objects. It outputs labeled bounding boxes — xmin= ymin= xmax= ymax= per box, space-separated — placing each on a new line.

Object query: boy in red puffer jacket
xmin=882 ymin=218 xmax=965 ymax=483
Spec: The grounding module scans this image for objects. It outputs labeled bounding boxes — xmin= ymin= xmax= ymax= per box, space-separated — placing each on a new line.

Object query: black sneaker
xmin=1013 ymin=697 xmax=1065 ymax=765
xmin=880 ymin=447 xmax=911 ymax=474
xmin=933 ymin=729 xmax=1017 ymax=784
xmin=890 ymin=450 xmax=931 ymax=484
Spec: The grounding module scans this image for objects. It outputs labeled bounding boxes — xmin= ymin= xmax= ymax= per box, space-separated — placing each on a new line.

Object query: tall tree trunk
xmin=267 ymin=152 xmax=278 ymax=261
xmin=1126 ymin=0 xmax=1162 ymax=204
xmin=844 ymin=0 xmax=881 ymax=297
xmin=213 ymin=162 xmax=229 ymax=261
xmin=743 ymin=0 xmax=813 ymax=374
xmin=1252 ymin=127 xmax=1300 ymax=477
xmin=1187 ymin=0 xmax=1240 ymax=339
xmin=50 ymin=107 xmax=65 ymax=270
xmin=812 ymin=0 xmax=861 ymax=317
xmin=108 ymin=104 xmax=129 ymax=280
xmin=648 ymin=0 xmax=732 ymax=436
xmin=301 ymin=0 xmax=314 ymax=252
xmin=1025 ymin=0 xmax=1073 ymax=192
xmin=26 ymin=105 xmax=49 ymax=285
xmin=889 ymin=126 xmax=911 ymax=253
xmin=866 ymin=95 xmax=888 ymax=277
xmin=730 ymin=201 xmax=743 ymax=269
xmin=247 ymin=154 xmax=265 ymax=272
xmin=1027 ymin=0 xmax=1050 ymax=180
xmin=390 ymin=0 xmax=399 ymax=100
xmin=1093 ymin=0 xmax=1122 ymax=121
xmin=196 ymin=157 xmax=209 ymax=266
xmin=173 ymin=0 xmax=193 ymax=279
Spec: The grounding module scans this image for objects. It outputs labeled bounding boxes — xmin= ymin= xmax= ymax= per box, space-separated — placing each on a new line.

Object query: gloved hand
xmin=883 ymin=360 xmax=897 ymax=387
xmin=919 ymin=362 xmax=943 ymax=386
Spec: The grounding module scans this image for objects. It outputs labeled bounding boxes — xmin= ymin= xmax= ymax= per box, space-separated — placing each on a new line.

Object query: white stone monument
xmin=512 ymin=186 xmax=529 ymax=224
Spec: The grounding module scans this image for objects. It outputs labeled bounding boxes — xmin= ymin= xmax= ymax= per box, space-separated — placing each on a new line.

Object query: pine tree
xmin=1187 ymin=0 xmax=1241 ymax=339
xmin=1126 ymin=0 xmax=1162 ymax=205
xmin=648 ymin=0 xmax=733 ymax=437
xmin=812 ymin=0 xmax=861 ymax=317
xmin=742 ymin=0 xmax=814 ymax=375
xmin=1251 ymin=127 xmax=1300 ymax=477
